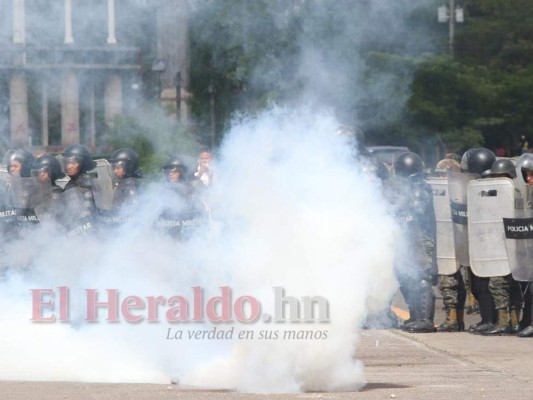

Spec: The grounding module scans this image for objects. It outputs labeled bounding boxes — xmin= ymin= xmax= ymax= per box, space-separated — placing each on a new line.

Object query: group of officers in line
xmin=2 ymin=135 xmax=533 ymax=339
xmin=0 ymin=145 xmax=212 ymax=242
xmin=381 ymin=147 xmax=533 ymax=338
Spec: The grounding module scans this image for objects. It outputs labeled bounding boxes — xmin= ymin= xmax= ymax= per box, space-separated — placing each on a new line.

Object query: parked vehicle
xmin=367 ymin=146 xmax=410 ymax=171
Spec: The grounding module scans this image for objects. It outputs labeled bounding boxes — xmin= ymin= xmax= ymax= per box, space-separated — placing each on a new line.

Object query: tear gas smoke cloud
xmin=0 ymin=0 xmax=436 ymax=393
xmin=0 ymin=107 xmax=398 ymax=392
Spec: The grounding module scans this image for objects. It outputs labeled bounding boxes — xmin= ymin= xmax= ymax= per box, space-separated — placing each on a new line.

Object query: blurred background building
xmin=0 ymin=0 xmax=190 ymax=151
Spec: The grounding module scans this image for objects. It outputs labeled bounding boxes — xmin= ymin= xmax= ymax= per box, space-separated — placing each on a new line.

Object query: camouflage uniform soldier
xmin=392 ymin=152 xmax=437 ymax=333
xmin=481 ymin=159 xmax=524 ymax=335
xmin=433 ymin=158 xmax=467 ymax=331
xmin=462 ymin=148 xmax=498 ymax=334
xmin=517 ymin=157 xmax=533 ymax=337
xmin=487 ymin=274 xmax=523 ymax=335
xmin=463 ymin=267 xmax=479 ymax=315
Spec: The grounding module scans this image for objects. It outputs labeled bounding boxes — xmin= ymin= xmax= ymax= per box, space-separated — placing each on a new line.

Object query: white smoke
xmin=181 ymin=107 xmax=398 ymax=392
xmin=0 ymin=106 xmax=398 ymax=392
xmin=0 ymin=0 xmax=436 ymax=392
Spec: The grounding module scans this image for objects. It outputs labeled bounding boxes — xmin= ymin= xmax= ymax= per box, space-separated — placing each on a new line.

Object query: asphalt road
xmin=1 ymin=293 xmax=531 ymax=400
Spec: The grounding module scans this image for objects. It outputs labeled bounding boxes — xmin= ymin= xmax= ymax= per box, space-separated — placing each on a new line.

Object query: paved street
xmin=2 ymin=294 xmax=532 ymax=400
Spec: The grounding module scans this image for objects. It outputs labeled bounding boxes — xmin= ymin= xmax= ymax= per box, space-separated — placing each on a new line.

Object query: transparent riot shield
xmin=88 ymin=159 xmax=114 ymax=211
xmin=514 ymin=154 xmax=532 ymax=200
xmin=504 ymin=186 xmax=533 ymax=281
xmin=468 ymin=178 xmax=515 ymax=277
xmin=9 ymin=176 xmax=36 ymax=208
xmin=427 ymin=177 xmax=458 ymax=275
xmin=447 ymin=170 xmax=477 ymax=268
xmin=0 ymin=163 xmax=8 ymax=181
xmin=29 ymin=178 xmax=54 ymax=222
xmin=0 ymin=163 xmax=9 ymax=206
xmin=58 ymin=188 xmax=95 ymax=237
xmin=0 ymin=167 xmax=17 ymax=229
xmin=155 ymin=183 xmax=210 ymax=241
xmin=10 ymin=176 xmax=41 ymax=224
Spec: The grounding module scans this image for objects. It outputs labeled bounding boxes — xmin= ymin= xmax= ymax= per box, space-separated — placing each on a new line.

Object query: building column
xmin=107 ymin=0 xmax=117 ymax=45
xmin=105 ymin=73 xmax=122 ymax=129
xmin=41 ymin=81 xmax=49 ymax=147
xmin=156 ymin=0 xmax=178 ymax=114
xmin=13 ymin=0 xmax=25 ymax=44
xmin=64 ymin=0 xmax=74 ymax=44
xmin=61 ymin=71 xmax=79 ymax=146
xmin=88 ymin=81 xmax=96 ymax=147
xmin=10 ymin=72 xmax=29 ymax=147
xmin=177 ymin=0 xmax=191 ymax=123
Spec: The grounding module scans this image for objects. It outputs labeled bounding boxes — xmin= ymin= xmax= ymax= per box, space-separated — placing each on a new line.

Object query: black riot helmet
xmin=162 ymin=155 xmax=189 ymax=182
xmin=110 ymin=148 xmax=141 ymax=178
xmin=31 ymin=154 xmax=65 ymax=185
xmin=393 ymin=152 xmax=424 ymax=178
xmin=62 ymin=144 xmax=96 ymax=175
xmin=4 ymin=149 xmax=35 ymax=177
xmin=466 ymin=148 xmax=496 ymax=175
xmin=489 ymin=158 xmax=516 ymax=179
xmin=517 ymin=153 xmax=533 ymax=183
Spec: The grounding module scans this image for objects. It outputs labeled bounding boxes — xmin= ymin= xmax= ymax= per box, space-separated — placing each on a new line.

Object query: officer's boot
xmin=457 ymin=308 xmax=465 ymax=332
xmin=510 ymin=308 xmax=521 ymax=334
xmin=482 ymin=308 xmax=511 ymax=335
xmin=457 ymin=284 xmax=466 ymax=332
xmin=401 ymin=302 xmax=419 ymax=330
xmin=469 ymin=291 xmax=496 ymax=334
xmin=520 ymin=291 xmax=531 ymax=329
xmin=518 ymin=298 xmax=533 ymax=337
xmin=437 ymin=308 xmax=458 ymax=332
xmin=406 ymin=281 xmax=435 ymax=333
xmin=519 ymin=324 xmax=533 ymax=337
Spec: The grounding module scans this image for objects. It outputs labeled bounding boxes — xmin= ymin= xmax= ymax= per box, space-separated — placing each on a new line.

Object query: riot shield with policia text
xmin=427 ymin=176 xmax=458 ymax=275
xmin=468 ymin=178 xmax=516 ymax=277
xmin=503 ymin=185 xmax=533 ymax=281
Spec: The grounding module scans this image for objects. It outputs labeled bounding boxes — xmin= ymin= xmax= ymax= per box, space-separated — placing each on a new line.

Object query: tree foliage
xmin=407 ymin=0 xmax=533 ymax=154
xmin=187 ymin=0 xmax=533 ymax=156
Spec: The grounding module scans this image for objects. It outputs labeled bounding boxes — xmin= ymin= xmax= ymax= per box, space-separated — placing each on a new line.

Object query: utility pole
xmin=449 ymin=0 xmax=455 ymax=55
xmin=438 ymin=0 xmax=464 ymax=56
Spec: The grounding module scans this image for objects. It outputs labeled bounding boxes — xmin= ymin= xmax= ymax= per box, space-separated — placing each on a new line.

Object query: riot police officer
xmin=159 ymin=155 xmax=209 ymax=240
xmin=162 ymin=155 xmax=190 ymax=189
xmin=431 ymin=158 xmax=467 ymax=332
xmin=109 ymin=148 xmax=142 ymax=209
xmin=1 ymin=149 xmax=36 ymax=232
xmin=461 ymin=148 xmax=498 ymax=334
xmin=392 ymin=152 xmax=437 ymax=333
xmin=61 ymin=144 xmax=97 ymax=235
xmin=517 ymin=156 xmax=533 ymax=337
xmin=481 ymin=159 xmax=524 ymax=335
xmin=30 ymin=154 xmax=65 ymax=223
